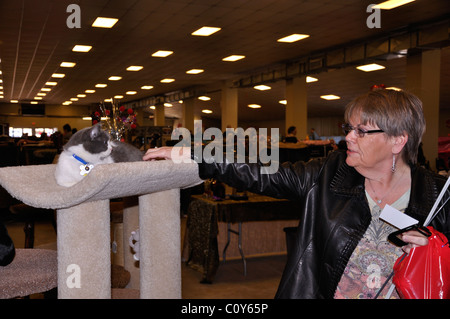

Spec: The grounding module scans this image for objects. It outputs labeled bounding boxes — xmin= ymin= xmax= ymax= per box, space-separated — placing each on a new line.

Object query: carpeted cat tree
xmin=0 ymin=160 xmax=202 ymax=298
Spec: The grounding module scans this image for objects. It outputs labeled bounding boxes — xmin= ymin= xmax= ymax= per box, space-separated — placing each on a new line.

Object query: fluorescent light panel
xmin=277 ymin=34 xmax=310 ymax=43
xmin=202 ymin=109 xmax=213 ymax=114
xmin=248 ymin=104 xmax=262 ymax=108
xmin=60 ymin=62 xmax=76 ymax=68
xmin=186 ymin=69 xmax=204 ymax=74
xmin=126 ymin=65 xmax=143 ymax=71
xmin=222 ymin=55 xmax=245 ymax=62
xmin=72 ymin=45 xmax=92 ymax=52
xmin=92 ymin=17 xmax=118 ymax=28
xmin=108 ymin=76 xmax=122 ymax=81
xmin=141 ymin=85 xmax=153 ymax=90
xmin=254 ymin=85 xmax=271 ymax=91
xmin=152 ymin=50 xmax=173 ymax=57
xmin=373 ymin=0 xmax=415 ymax=10
xmin=320 ymin=95 xmax=340 ymax=100
xmin=356 ymin=63 xmax=385 ymax=72
xmin=160 ymin=78 xmax=175 ymax=83
xmin=306 ymin=76 xmax=318 ymax=83
xmin=192 ymin=26 xmax=221 ymax=36
xmin=52 ymin=73 xmax=65 ymax=78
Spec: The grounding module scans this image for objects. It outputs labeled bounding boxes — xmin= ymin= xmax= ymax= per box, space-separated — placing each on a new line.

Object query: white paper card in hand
xmin=379 ymin=204 xmax=418 ymax=229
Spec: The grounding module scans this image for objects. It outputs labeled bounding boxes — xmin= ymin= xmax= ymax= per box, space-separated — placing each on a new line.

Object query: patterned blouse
xmin=334 ymin=189 xmax=410 ymax=299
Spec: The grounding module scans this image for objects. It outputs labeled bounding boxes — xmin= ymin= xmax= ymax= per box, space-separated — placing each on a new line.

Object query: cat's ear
xmin=90 ymin=124 xmax=101 ymax=140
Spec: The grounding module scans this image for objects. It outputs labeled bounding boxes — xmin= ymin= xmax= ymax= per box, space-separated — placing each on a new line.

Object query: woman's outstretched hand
xmin=143 ymin=146 xmax=191 ymax=163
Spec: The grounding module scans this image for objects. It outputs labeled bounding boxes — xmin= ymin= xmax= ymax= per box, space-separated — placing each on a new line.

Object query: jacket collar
xmin=329 ymin=155 xmax=443 ymax=224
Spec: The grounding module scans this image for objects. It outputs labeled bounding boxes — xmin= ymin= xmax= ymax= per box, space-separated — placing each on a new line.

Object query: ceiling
xmin=0 ymin=0 xmax=449 ymax=123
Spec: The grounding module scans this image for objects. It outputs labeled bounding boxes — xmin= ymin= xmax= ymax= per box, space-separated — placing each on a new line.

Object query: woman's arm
xmin=143 ymin=146 xmax=323 ymax=200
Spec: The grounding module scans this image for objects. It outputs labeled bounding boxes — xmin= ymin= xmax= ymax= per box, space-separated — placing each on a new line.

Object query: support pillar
xmin=182 ymin=98 xmax=195 ymax=132
xmin=285 ymin=76 xmax=308 ymax=139
xmin=221 ymin=81 xmax=238 ymax=130
xmin=154 ymin=104 xmax=165 ymax=126
xmin=406 ymin=49 xmax=441 ymax=170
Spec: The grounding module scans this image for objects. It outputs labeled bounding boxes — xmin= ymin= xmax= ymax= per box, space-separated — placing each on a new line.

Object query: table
xmin=186 ymin=193 xmax=301 ymax=283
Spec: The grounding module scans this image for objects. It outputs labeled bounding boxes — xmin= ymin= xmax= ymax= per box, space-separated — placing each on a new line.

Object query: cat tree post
xmin=139 ymin=189 xmax=181 ymax=298
xmin=57 ymin=200 xmax=111 ymax=298
xmin=0 ymin=160 xmax=202 ymax=299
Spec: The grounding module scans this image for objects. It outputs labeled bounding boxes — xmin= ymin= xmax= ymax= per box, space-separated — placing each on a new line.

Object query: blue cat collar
xmin=72 ymin=154 xmax=94 ymax=176
xmin=72 ymin=154 xmax=88 ymax=165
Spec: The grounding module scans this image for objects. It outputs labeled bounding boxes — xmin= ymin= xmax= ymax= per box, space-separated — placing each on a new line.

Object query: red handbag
xmin=392 ymin=226 xmax=450 ymax=299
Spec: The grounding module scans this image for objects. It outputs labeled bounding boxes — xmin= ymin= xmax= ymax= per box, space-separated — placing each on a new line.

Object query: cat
xmin=55 ymin=124 xmax=144 ymax=187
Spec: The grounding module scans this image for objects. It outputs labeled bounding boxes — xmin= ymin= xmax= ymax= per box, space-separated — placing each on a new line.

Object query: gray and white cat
xmin=55 ymin=124 xmax=143 ymax=187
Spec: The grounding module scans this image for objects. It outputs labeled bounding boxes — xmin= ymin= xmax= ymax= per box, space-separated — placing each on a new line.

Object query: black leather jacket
xmin=197 ymin=150 xmax=450 ymax=299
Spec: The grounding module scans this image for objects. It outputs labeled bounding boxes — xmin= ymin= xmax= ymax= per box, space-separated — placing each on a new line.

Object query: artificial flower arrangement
xmin=92 ymin=100 xmax=138 ymax=141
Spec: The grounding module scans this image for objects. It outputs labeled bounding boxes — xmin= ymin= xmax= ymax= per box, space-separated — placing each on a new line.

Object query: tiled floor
xmin=4 ymin=218 xmax=286 ymax=299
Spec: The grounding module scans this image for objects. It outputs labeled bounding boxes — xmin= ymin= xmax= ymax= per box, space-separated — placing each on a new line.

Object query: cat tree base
xmin=0 ymin=160 xmax=202 ymax=299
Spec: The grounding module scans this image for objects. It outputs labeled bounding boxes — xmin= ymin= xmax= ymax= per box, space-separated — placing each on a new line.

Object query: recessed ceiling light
xmin=92 ymin=17 xmax=118 ymax=28
xmin=114 ymin=95 xmax=123 ymax=99
xmin=95 ymin=83 xmax=107 ymax=88
xmin=70 ymin=98 xmax=79 ymax=101
xmin=254 ymin=85 xmax=271 ymax=91
xmin=248 ymin=104 xmax=262 ymax=108
xmin=62 ymin=101 xmax=72 ymax=105
xmin=306 ymin=76 xmax=318 ymax=83
xmin=191 ymin=26 xmax=221 ymax=36
xmin=202 ymin=109 xmax=213 ymax=114
xmin=85 ymin=89 xmax=95 ymax=93
xmin=30 ymin=101 xmax=38 ymax=104
xmin=149 ymin=105 xmax=156 ymax=110
xmin=277 ymin=34 xmax=310 ymax=43
xmin=72 ymin=45 xmax=92 ymax=52
xmin=141 ymin=85 xmax=153 ymax=90
xmin=11 ymin=100 xmax=18 ymax=103
xmin=198 ymin=96 xmax=211 ymax=101
xmin=279 ymin=100 xmax=287 ymax=105
xmin=186 ymin=69 xmax=204 ymax=74
xmin=222 ymin=55 xmax=245 ymax=62
xmin=77 ymin=94 xmax=86 ymax=98
xmin=356 ymin=63 xmax=385 ymax=72
xmin=34 ymin=97 xmax=43 ymax=100
xmin=164 ymin=103 xmax=173 ymax=107
xmin=52 ymin=73 xmax=65 ymax=78
xmin=320 ymin=95 xmax=341 ymax=100
xmin=45 ymin=81 xmax=57 ymax=86
xmin=152 ymin=50 xmax=173 ymax=58
xmin=126 ymin=91 xmax=137 ymax=95
xmin=372 ymin=0 xmax=415 ymax=10
xmin=60 ymin=62 xmax=76 ymax=68
xmin=37 ymin=92 xmax=46 ymax=96
xmin=160 ymin=78 xmax=175 ymax=83
xmin=126 ymin=65 xmax=143 ymax=71
xmin=108 ymin=76 xmax=122 ymax=81
xmin=41 ymin=88 xmax=51 ymax=92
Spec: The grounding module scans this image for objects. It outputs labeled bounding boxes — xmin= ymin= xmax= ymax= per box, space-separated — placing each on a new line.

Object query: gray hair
xmin=344 ymin=89 xmax=426 ymax=165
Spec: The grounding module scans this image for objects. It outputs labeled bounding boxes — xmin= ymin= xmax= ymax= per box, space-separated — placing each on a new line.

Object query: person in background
xmin=309 ymin=128 xmax=320 ymax=140
xmin=142 ymin=89 xmax=450 ymax=299
xmin=284 ymin=126 xmax=298 ymax=143
xmin=62 ymin=123 xmax=72 ymax=144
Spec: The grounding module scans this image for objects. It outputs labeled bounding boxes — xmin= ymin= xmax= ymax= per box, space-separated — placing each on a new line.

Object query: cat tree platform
xmin=0 ymin=160 xmax=202 ymax=299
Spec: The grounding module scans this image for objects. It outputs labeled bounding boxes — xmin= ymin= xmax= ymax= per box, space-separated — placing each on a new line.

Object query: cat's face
xmin=83 ymin=124 xmax=111 ymax=154
xmin=64 ymin=124 xmax=112 ymax=156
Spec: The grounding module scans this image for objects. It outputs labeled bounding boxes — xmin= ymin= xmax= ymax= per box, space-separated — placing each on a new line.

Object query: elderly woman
xmin=143 ymin=89 xmax=449 ymax=299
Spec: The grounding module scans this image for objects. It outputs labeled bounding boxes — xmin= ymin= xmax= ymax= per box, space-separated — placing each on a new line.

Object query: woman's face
xmin=345 ymin=114 xmax=394 ymax=173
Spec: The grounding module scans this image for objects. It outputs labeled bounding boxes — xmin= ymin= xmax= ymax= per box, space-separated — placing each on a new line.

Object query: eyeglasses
xmin=342 ymin=123 xmax=384 ymax=138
